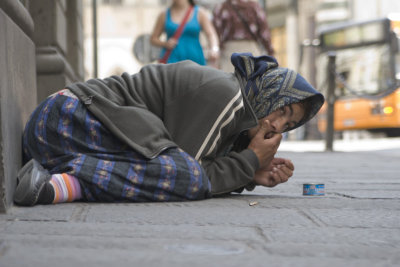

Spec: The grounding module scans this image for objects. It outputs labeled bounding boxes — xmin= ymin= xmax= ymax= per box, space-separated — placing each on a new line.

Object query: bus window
xmin=317 ymin=44 xmax=393 ymax=97
xmin=317 ymin=17 xmax=400 ymax=136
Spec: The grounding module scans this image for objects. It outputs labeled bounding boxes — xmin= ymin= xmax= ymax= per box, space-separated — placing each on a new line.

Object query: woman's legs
xmin=56 ymin=148 xmax=211 ymax=203
xmin=16 ymin=90 xmax=211 ymax=205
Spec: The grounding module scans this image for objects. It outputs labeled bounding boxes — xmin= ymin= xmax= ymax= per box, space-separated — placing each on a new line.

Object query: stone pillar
xmin=0 ymin=0 xmax=36 ymax=212
xmin=29 ymin=0 xmax=84 ymax=102
xmin=66 ymin=0 xmax=85 ymax=81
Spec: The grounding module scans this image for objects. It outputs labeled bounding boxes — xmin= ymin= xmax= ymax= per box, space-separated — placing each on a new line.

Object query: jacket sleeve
xmin=201 ymin=148 xmax=259 ymax=195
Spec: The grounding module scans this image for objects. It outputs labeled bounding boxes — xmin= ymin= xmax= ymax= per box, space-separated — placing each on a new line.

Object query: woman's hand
xmin=248 ymin=120 xmax=282 ymax=170
xmin=254 ymin=158 xmax=294 ymax=187
xmin=165 ymin=38 xmax=178 ymax=50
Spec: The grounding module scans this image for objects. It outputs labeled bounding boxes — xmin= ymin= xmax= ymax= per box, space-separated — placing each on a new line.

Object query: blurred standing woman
xmin=212 ymin=0 xmax=275 ymax=72
xmin=150 ymin=0 xmax=219 ymax=66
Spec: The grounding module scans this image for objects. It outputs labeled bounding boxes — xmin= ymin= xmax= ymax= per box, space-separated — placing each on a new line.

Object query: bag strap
xmin=160 ymin=6 xmax=194 ymax=63
xmin=226 ymin=1 xmax=265 ymax=51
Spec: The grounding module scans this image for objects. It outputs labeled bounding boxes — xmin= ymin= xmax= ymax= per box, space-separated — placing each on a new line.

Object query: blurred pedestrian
xmin=150 ymin=0 xmax=219 ymax=66
xmin=212 ymin=0 xmax=275 ymax=71
xmin=14 ymin=53 xmax=324 ymax=206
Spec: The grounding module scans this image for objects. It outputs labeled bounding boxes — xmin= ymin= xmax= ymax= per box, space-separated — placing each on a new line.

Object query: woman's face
xmin=248 ymin=102 xmax=305 ymax=139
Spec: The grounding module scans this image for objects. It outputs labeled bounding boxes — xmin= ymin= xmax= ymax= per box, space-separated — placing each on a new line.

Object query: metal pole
xmin=325 ymin=52 xmax=336 ymax=151
xmin=92 ymin=0 xmax=98 ymax=78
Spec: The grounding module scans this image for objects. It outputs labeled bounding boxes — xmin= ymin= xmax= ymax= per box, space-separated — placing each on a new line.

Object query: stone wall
xmin=0 ymin=0 xmax=84 ymax=212
xmin=0 ymin=0 xmax=36 ymax=212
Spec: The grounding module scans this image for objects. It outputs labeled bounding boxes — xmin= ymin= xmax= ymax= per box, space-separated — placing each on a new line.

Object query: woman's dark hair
xmin=188 ymin=0 xmax=195 ymax=6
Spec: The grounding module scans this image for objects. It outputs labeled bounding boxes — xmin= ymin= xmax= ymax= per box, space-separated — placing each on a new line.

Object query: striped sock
xmin=49 ymin=173 xmax=82 ymax=204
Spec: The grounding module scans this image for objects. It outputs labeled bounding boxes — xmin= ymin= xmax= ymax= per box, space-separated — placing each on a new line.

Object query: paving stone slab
xmin=2 ymin=221 xmax=264 ymax=243
xmin=1 ymin=204 xmax=76 ymax=222
xmin=82 ymin=202 xmax=313 ymax=227
xmin=262 ymin=243 xmax=400 ymax=261
xmin=265 ymin=227 xmax=400 ymax=248
xmin=306 ymin=208 xmax=400 ymax=228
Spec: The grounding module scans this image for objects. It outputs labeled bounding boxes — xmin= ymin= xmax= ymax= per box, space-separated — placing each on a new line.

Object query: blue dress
xmin=161 ymin=6 xmax=206 ymax=65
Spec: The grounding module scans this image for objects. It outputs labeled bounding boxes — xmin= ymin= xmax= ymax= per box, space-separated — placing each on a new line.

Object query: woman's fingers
xmin=272 ymin=158 xmax=294 ymax=171
xmin=276 ymin=164 xmax=293 ymax=178
xmin=269 ymin=165 xmax=293 ymax=186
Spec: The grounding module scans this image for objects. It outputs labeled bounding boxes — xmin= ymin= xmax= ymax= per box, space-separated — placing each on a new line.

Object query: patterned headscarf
xmin=231 ymin=53 xmax=325 ymax=131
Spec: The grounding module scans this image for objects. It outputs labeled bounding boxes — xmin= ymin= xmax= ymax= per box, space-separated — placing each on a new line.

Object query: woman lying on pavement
xmin=14 ymin=53 xmax=324 ymax=206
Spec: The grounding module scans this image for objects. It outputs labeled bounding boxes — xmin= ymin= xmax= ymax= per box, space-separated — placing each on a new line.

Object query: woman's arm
xmin=198 ymin=7 xmax=220 ymax=66
xmin=201 ymin=149 xmax=259 ymax=195
xmin=150 ymin=11 xmax=177 ymax=50
xmin=201 ymin=120 xmax=292 ymax=195
xmin=202 ymin=149 xmax=294 ymax=195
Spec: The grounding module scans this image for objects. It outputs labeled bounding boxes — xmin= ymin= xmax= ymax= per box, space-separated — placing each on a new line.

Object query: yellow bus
xmin=317 ymin=16 xmax=400 ymax=137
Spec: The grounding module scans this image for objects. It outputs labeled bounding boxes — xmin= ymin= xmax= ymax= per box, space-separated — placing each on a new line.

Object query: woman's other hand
xmin=254 ymin=158 xmax=294 ymax=187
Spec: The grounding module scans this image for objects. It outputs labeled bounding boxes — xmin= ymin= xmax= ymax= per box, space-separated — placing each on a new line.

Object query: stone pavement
xmin=0 ymin=149 xmax=399 ymax=267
